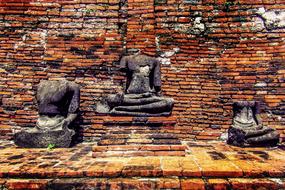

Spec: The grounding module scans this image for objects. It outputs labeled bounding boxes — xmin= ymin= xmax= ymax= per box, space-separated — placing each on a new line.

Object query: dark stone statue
xmin=96 ymin=54 xmax=174 ymax=116
xmin=14 ymin=79 xmax=80 ymax=148
xmin=227 ymin=101 xmax=279 ymax=147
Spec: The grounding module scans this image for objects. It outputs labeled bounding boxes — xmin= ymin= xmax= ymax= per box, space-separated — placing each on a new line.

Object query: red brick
xmin=181 ymin=179 xmax=205 ymax=190
xmin=6 ymin=179 xmax=49 ymax=190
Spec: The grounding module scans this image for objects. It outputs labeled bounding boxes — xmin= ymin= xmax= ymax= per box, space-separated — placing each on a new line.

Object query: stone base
xmin=227 ymin=126 xmax=279 ymax=147
xmin=14 ymin=128 xmax=75 ymax=148
xmin=92 ymin=116 xmax=186 ymax=157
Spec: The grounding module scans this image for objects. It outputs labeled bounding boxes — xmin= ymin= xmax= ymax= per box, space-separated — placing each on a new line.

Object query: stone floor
xmin=1 ymin=140 xmax=285 ymax=189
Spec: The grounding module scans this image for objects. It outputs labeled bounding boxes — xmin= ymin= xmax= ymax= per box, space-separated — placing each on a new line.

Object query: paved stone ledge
xmin=1 ymin=140 xmax=285 ymax=181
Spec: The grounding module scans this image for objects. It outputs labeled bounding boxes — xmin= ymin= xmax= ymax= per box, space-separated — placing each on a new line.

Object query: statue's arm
xmin=153 ymin=59 xmax=162 ymax=95
xmin=119 ymin=56 xmax=130 ymax=91
xmin=65 ymin=83 xmax=80 ymax=126
xmin=255 ymin=114 xmax=263 ymax=127
xmin=119 ymin=56 xmax=128 ymax=71
xmin=245 ymin=126 xmax=273 ymax=137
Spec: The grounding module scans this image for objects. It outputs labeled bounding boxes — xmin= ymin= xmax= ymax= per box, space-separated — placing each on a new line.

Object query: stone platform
xmin=93 ymin=116 xmax=186 ymax=157
xmin=1 ymin=140 xmax=285 ymax=189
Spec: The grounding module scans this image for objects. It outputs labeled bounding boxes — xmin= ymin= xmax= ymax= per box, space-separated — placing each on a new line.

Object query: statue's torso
xmin=126 ymin=55 xmax=156 ymax=94
xmin=233 ymin=106 xmax=258 ymax=129
xmin=37 ymin=80 xmax=69 ymax=115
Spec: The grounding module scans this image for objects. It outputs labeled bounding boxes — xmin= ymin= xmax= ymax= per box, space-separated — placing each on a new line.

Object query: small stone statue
xmin=96 ymin=54 xmax=174 ymax=116
xmin=14 ymin=79 xmax=80 ymax=148
xmin=227 ymin=101 xmax=279 ymax=147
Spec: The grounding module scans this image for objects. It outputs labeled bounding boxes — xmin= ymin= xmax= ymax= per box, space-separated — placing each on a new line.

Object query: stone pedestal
xmin=14 ymin=128 xmax=75 ymax=148
xmin=92 ymin=116 xmax=186 ymax=157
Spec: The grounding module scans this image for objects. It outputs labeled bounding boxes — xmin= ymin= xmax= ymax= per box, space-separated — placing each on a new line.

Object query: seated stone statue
xmin=227 ymin=101 xmax=279 ymax=147
xmin=96 ymin=54 xmax=174 ymax=116
xmin=14 ymin=79 xmax=80 ymax=148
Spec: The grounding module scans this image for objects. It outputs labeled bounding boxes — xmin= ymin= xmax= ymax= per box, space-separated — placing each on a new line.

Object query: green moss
xmin=154 ymin=0 xmax=167 ymax=5
xmin=84 ymin=8 xmax=96 ymax=15
xmin=232 ymin=16 xmax=247 ymax=22
xmin=224 ymin=1 xmax=234 ymax=12
xmin=223 ymin=0 xmax=239 ymax=12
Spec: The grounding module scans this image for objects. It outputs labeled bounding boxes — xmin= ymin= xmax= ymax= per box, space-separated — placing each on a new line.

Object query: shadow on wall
xmin=71 ymin=113 xmax=84 ymax=146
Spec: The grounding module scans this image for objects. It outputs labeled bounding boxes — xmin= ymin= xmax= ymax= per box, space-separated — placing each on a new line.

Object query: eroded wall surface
xmin=0 ymin=0 xmax=284 ymax=141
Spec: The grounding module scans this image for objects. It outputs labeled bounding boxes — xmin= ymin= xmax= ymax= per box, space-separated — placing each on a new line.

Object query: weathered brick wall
xmin=0 ymin=0 xmax=284 ymax=142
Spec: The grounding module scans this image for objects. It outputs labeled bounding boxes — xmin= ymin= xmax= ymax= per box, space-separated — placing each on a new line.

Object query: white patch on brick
xmin=255 ymin=82 xmax=267 ymax=87
xmin=14 ymin=30 xmax=47 ymax=50
xmin=191 ymin=17 xmax=205 ymax=35
xmin=220 ymin=132 xmax=228 ymax=141
xmin=270 ymin=178 xmax=284 ymax=185
xmin=256 ymin=8 xmax=285 ymax=30
xmin=250 ymin=16 xmax=265 ymax=32
xmin=158 ymin=48 xmax=180 ymax=65
xmin=170 ymin=17 xmax=205 ymax=35
xmin=155 ymin=36 xmax=161 ymax=52
xmin=30 ymin=1 xmax=60 ymax=7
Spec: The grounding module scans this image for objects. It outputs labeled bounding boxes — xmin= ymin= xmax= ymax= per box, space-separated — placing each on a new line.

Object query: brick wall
xmin=0 ymin=0 xmax=284 ymax=142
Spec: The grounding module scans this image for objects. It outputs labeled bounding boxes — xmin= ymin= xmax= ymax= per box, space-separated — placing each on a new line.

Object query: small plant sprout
xmin=47 ymin=143 xmax=56 ymax=151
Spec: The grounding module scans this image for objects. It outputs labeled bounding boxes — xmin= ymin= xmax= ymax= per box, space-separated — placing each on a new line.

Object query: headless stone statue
xmin=96 ymin=54 xmax=174 ymax=116
xmin=14 ymin=79 xmax=80 ymax=148
xmin=227 ymin=101 xmax=279 ymax=147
